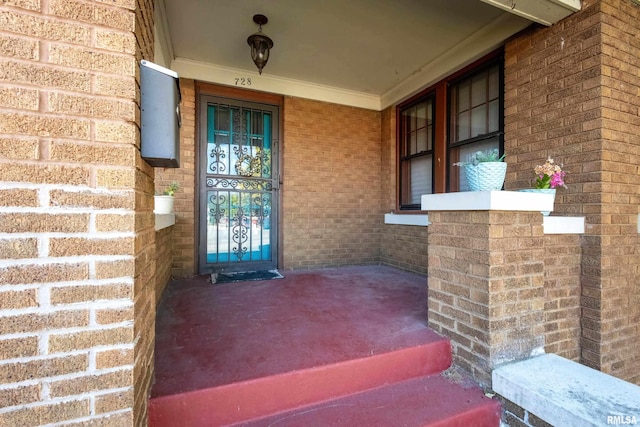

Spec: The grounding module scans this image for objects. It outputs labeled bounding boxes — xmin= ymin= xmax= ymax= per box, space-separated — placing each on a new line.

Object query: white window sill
xmin=543 ymin=216 xmax=584 ymax=234
xmin=384 ymin=213 xmax=430 ymax=226
xmin=155 ymin=213 xmax=175 ymax=231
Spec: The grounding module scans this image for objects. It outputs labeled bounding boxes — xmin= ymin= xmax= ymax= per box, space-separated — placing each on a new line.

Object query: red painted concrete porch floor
xmin=149 ymin=265 xmax=500 ymax=426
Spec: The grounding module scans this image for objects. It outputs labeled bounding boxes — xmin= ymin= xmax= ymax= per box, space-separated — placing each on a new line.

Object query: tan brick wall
xmin=155 ymin=226 xmax=173 ymax=305
xmin=543 ymin=234 xmax=581 ymax=361
xmin=380 ymin=224 xmax=428 ymax=275
xmin=154 ymin=79 xmax=196 ymax=278
xmin=0 ymin=0 xmax=154 ymax=425
xmin=504 ymin=0 xmax=640 ymax=384
xmin=428 ymin=211 xmax=546 ymax=387
xmin=133 ymin=1 xmax=156 ymax=425
xmin=596 ymin=0 xmax=640 ymax=385
xmin=282 ymin=97 xmax=382 ymax=269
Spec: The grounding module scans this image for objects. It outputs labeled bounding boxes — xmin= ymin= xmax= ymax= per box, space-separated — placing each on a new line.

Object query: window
xmin=399 ymin=96 xmax=435 ymax=209
xmin=448 ymin=63 xmax=502 ymax=192
xmin=396 ymin=51 xmax=503 ymax=210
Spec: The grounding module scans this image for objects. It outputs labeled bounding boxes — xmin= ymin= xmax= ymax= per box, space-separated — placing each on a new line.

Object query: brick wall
xmin=155 ymin=227 xmax=173 ymax=305
xmin=595 ymin=0 xmax=640 ymax=386
xmin=504 ymin=0 xmax=640 ymax=385
xmin=158 ymin=91 xmax=385 ymax=274
xmin=0 ymin=0 xmax=155 ymax=425
xmin=282 ymin=97 xmax=382 ymax=269
xmin=543 ymin=234 xmax=581 ymax=361
xmin=133 ymin=0 xmax=156 ymax=425
xmin=154 ymin=79 xmax=196 ymax=278
xmin=428 ymin=210 xmax=546 ymax=387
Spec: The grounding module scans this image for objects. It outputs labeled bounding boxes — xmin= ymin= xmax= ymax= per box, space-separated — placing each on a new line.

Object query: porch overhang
xmin=480 ymin=0 xmax=581 ymax=26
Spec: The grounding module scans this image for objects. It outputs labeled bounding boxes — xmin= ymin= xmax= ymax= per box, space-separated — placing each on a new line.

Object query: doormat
xmin=211 ymin=269 xmax=284 ymax=285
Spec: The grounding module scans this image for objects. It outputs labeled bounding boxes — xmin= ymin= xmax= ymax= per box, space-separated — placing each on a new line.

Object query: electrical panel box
xmin=140 ymin=60 xmax=181 ymax=168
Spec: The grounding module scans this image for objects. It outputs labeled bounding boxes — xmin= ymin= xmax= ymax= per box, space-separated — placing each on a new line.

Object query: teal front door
xmin=198 ymin=95 xmax=279 ymax=275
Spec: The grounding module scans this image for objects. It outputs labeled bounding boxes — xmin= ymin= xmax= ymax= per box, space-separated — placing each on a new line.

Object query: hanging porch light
xmin=247 ymin=14 xmax=274 ymax=75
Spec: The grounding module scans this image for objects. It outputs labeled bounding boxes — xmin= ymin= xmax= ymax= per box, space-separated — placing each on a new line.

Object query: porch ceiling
xmin=157 ymin=0 xmax=579 ymax=109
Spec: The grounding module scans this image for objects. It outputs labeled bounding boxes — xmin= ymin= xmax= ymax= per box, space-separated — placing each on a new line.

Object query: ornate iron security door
xmin=198 ymin=96 xmax=279 ymax=274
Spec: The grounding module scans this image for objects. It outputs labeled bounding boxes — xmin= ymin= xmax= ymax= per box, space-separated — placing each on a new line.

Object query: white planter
xmin=464 ymin=162 xmax=507 ymax=191
xmin=154 ymin=195 xmax=175 ymax=214
xmin=518 ymin=188 xmax=556 ymax=215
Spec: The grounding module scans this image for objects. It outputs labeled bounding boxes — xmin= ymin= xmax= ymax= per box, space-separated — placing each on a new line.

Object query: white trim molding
xmin=384 ymin=213 xmax=430 ymax=227
xmin=171 ymin=58 xmax=381 ymax=111
xmin=480 ymin=0 xmax=581 ymax=26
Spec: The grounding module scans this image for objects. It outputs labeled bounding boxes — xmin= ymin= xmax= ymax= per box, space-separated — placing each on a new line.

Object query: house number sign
xmin=234 ymin=77 xmax=252 ymax=86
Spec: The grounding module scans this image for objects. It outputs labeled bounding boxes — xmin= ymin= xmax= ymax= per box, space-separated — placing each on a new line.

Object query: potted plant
xmin=455 ymin=148 xmax=507 ymax=191
xmin=519 ymin=157 xmax=566 ymax=215
xmin=154 ymin=181 xmax=179 ymax=214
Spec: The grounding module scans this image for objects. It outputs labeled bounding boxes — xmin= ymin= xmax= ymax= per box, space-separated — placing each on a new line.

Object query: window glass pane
xmin=458 ymin=81 xmax=470 ymax=112
xmin=417 ymin=129 xmax=427 ymax=153
xmin=488 ymin=65 xmax=499 ymax=99
xmin=471 ymin=105 xmax=487 ymax=137
xmin=426 ymin=102 xmax=433 ymax=150
xmin=488 ymin=100 xmax=499 ymax=133
xmin=410 ymin=131 xmax=417 ymax=154
xmin=457 ymin=110 xmax=470 ymax=141
xmin=410 ymin=155 xmax=432 ymax=203
xmin=408 ymin=107 xmax=416 ymax=132
xmin=417 ymin=103 xmax=427 ymax=129
xmin=471 ymin=75 xmax=486 ymax=107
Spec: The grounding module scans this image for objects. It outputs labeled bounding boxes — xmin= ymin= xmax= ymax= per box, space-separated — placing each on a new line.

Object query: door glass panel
xmin=201 ymin=100 xmax=277 ymax=273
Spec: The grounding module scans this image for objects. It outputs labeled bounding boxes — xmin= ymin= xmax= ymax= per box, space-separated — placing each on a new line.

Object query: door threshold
xmin=211 ymin=269 xmax=284 ymax=284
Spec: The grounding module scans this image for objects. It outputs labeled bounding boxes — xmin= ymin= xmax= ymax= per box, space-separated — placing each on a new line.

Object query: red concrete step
xmin=149 ymin=334 xmax=452 ymax=427
xmin=239 ymin=374 xmax=501 ymax=427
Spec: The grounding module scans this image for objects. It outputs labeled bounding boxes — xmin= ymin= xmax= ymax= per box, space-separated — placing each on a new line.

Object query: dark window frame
xmin=395 ymin=49 xmax=504 ymax=211
xmin=398 ymin=95 xmax=436 ymax=210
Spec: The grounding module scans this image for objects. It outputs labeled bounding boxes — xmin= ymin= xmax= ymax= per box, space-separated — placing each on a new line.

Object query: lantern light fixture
xmin=247 ymin=14 xmax=274 ymax=75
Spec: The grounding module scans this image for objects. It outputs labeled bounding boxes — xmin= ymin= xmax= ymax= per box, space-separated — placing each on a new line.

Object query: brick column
xmin=427 ymin=210 xmax=545 ymax=387
xmin=0 ymin=1 xmax=155 ymax=425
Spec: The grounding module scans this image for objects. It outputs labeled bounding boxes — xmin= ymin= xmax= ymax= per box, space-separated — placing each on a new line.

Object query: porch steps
xmin=241 ymin=373 xmax=499 ymax=427
xmin=148 ymin=333 xmax=499 ymax=426
xmin=149 ymin=267 xmax=500 ymax=426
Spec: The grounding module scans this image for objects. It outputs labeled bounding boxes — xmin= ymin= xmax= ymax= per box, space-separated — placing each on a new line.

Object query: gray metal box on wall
xmin=140 ymin=60 xmax=181 ymax=168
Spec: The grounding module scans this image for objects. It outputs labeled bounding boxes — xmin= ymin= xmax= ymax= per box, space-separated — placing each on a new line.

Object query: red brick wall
xmin=505 ymin=0 xmax=640 ymax=384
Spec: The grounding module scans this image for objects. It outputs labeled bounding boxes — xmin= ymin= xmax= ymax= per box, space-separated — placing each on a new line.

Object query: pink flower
xmin=550 ymin=171 xmax=566 ymax=189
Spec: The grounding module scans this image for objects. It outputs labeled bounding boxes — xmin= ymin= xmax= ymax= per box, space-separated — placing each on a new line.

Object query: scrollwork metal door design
xmin=198 ymin=96 xmax=279 ymax=274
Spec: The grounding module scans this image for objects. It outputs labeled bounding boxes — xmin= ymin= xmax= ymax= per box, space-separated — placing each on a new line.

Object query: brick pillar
xmin=0 ymin=1 xmax=155 ymax=425
xmin=427 ymin=210 xmax=545 ymax=387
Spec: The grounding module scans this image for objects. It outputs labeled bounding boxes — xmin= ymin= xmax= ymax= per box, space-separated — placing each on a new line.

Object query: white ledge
xmin=493 ymin=354 xmax=640 ymax=427
xmin=384 ymin=213 xmax=430 ymax=226
xmin=543 ymin=216 xmax=584 ymax=234
xmin=421 ymin=191 xmax=554 ymax=213
xmin=155 ymin=214 xmax=175 ymax=231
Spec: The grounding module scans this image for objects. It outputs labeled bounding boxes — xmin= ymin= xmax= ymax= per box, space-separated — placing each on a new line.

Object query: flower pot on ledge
xmin=464 ymin=162 xmax=507 ymax=191
xmin=518 ymin=188 xmax=556 ymax=215
xmin=154 ymin=195 xmax=175 ymax=214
